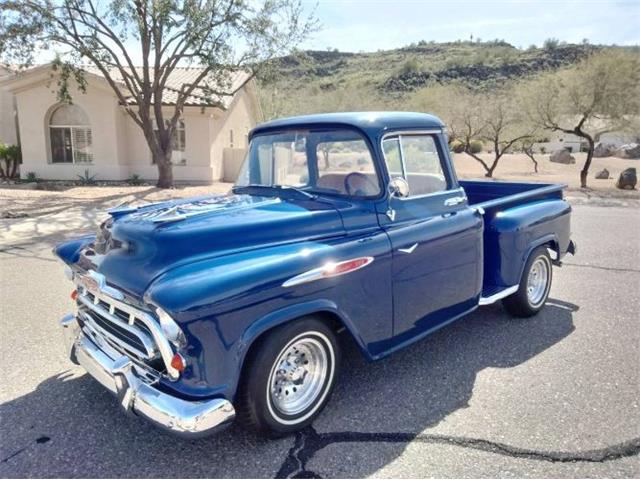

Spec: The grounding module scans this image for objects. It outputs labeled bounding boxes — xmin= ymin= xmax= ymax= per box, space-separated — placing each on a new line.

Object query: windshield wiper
xmin=233 ymin=184 xmax=316 ymax=200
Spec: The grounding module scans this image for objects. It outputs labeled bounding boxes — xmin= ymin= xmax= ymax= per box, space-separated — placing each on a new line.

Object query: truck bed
xmin=459 ymin=180 xmax=566 ymax=212
xmin=459 ymin=180 xmax=572 ymax=298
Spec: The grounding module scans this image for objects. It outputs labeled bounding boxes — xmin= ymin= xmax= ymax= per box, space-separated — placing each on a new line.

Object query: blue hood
xmin=73 ymin=194 xmax=345 ymax=297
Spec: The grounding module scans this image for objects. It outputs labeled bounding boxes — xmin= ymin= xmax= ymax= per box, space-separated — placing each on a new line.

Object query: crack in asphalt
xmin=562 ymin=262 xmax=640 ymax=273
xmin=275 ymin=427 xmax=640 ymax=478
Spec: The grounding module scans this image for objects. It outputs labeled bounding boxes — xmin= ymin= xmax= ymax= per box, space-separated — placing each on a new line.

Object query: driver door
xmin=378 ymin=132 xmax=483 ymax=340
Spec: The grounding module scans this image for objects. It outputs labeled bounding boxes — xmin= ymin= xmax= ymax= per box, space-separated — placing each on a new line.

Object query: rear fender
xmin=518 ymin=234 xmax=560 ymax=281
xmin=483 ymin=199 xmax=571 ymax=287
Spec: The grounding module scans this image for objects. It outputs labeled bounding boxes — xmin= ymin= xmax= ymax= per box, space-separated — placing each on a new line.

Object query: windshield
xmin=235 ymin=129 xmax=381 ymax=198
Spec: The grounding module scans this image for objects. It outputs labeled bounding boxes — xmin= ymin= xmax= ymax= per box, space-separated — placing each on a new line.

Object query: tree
xmin=517 ymin=137 xmax=539 ymax=173
xmin=524 ymin=50 xmax=640 ymax=187
xmin=435 ymin=86 xmax=535 ymax=178
xmin=0 ymin=0 xmax=315 ymax=188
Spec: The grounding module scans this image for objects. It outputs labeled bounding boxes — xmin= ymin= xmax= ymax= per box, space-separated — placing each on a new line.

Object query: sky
xmin=299 ymin=0 xmax=640 ymax=52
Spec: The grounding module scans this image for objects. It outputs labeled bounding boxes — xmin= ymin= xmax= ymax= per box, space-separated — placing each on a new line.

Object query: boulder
xmin=550 ymin=149 xmax=576 ymax=164
xmin=614 ymin=143 xmax=640 ymax=159
xmin=595 ymin=168 xmax=610 ymax=179
xmin=616 ymin=168 xmax=637 ymax=190
xmin=593 ymin=142 xmax=615 ymax=157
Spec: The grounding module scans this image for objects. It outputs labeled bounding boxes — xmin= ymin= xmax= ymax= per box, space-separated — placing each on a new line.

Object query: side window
xmin=315 ymin=138 xmax=379 ymax=197
xmin=382 ymin=134 xmax=448 ymax=197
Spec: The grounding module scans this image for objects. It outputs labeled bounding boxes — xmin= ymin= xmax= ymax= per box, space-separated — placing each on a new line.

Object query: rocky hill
xmin=258 ymin=41 xmax=636 ymax=117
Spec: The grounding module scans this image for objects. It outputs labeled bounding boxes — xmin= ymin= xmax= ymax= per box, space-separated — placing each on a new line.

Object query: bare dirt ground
xmin=0 ymin=152 xmax=637 ymax=247
xmin=453 ymin=152 xmax=638 ymax=193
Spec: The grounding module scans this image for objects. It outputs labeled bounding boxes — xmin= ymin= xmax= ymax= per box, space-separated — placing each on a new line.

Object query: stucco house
xmin=0 ymin=64 xmax=263 ymax=182
xmin=0 ymin=65 xmax=18 ymax=146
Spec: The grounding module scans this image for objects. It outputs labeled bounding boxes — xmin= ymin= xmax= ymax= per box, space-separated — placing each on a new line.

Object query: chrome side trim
xmin=398 ymin=243 xmax=418 ymax=254
xmin=283 ymin=256 xmax=374 ymax=288
xmin=478 ymin=285 xmax=519 ymax=306
xmin=70 ymin=330 xmax=235 ymax=437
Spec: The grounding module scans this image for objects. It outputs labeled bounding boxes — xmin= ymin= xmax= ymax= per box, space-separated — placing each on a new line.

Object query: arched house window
xmin=49 ymin=104 xmax=93 ymax=164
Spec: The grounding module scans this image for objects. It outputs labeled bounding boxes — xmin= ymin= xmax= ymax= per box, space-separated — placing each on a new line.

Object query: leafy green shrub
xmin=0 ymin=143 xmax=21 ymax=179
xmin=128 ymin=173 xmax=143 ymax=185
xmin=469 ymin=140 xmax=483 ymax=154
xmin=25 ymin=172 xmax=37 ymax=182
xmin=400 ymin=58 xmax=421 ymax=75
xmin=543 ymin=38 xmax=559 ymax=52
xmin=450 ymin=140 xmax=465 ymax=153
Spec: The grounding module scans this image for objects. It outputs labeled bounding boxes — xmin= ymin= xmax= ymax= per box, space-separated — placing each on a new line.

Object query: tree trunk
xmin=580 ymin=137 xmax=595 ymax=188
xmin=484 ymin=152 xmax=502 ymax=178
xmin=463 ymin=146 xmax=492 ymax=176
xmin=524 ymin=149 xmax=538 ymax=173
xmin=153 ymin=150 xmax=174 ymax=188
xmin=9 ymin=158 xmax=18 ymax=179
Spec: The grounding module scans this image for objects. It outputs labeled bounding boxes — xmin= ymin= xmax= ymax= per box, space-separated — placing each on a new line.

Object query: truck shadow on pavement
xmin=2 ymin=299 xmax=638 ymax=477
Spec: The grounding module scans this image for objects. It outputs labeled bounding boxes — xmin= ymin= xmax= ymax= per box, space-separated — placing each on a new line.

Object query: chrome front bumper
xmin=60 ymin=313 xmax=235 ymax=437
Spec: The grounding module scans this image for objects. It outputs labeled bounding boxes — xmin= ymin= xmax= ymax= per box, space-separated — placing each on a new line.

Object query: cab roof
xmin=250 ymin=112 xmax=445 ymax=138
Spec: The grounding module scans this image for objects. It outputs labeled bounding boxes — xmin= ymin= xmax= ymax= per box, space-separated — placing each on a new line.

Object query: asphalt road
xmin=1 ymin=203 xmax=639 ymax=478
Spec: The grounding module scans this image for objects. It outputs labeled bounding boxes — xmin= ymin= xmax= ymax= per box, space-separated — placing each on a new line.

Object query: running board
xmin=478 ymin=285 xmax=519 ymax=306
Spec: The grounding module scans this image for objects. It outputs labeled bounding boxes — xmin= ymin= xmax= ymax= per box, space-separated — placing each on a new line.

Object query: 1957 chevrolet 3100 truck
xmin=55 ymin=112 xmax=576 ymax=437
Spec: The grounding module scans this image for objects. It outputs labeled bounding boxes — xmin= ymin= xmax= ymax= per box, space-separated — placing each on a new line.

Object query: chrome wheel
xmin=527 ymin=257 xmax=550 ymax=307
xmin=269 ymin=336 xmax=329 ymax=417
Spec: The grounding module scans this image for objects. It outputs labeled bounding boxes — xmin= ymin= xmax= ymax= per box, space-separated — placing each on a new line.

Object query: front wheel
xmin=236 ymin=318 xmax=339 ymax=436
xmin=502 ymin=246 xmax=553 ymax=317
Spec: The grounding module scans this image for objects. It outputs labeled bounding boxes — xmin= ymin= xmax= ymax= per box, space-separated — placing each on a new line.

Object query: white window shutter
xmin=72 ymin=127 xmax=94 ymax=163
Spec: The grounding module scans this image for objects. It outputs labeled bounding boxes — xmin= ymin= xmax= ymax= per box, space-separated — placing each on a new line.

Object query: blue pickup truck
xmin=55 ymin=112 xmax=576 ymax=437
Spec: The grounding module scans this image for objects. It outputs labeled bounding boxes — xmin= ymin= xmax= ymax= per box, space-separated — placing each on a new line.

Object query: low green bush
xmin=450 ymin=140 xmax=465 ymax=153
xmin=469 ymin=140 xmax=483 ymax=154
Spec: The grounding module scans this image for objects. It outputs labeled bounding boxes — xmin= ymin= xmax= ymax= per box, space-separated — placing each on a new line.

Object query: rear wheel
xmin=502 ymin=246 xmax=553 ymax=317
xmin=237 ymin=317 xmax=339 ymax=436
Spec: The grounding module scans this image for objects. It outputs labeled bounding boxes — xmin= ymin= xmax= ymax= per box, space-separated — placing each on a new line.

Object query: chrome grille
xmin=73 ymin=281 xmax=181 ymax=379
xmin=77 ymin=292 xmax=158 ymax=362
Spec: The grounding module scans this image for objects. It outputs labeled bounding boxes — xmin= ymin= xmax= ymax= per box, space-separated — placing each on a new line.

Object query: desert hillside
xmin=259 ymin=41 xmax=639 ymax=118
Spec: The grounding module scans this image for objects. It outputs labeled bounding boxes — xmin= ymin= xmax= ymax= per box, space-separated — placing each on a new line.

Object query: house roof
xmin=85 ymin=66 xmax=251 ymax=107
xmin=0 ymin=63 xmax=251 ymax=108
xmin=252 ymin=112 xmax=445 ymax=138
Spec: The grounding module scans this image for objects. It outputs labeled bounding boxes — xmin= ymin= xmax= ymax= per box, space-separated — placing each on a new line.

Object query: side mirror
xmin=389 ymin=177 xmax=410 ymax=198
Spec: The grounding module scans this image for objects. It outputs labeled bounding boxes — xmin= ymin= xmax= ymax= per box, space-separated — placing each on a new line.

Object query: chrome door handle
xmin=444 ymin=196 xmax=466 ymax=207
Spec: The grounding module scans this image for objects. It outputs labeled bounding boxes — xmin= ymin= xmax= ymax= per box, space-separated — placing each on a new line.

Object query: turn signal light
xmin=71 ymin=289 xmax=78 ymax=301
xmin=171 ymin=353 xmax=186 ymax=373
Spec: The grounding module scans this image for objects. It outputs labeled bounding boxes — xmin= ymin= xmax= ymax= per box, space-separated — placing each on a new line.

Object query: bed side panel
xmin=483 ymin=200 xmax=572 ymax=288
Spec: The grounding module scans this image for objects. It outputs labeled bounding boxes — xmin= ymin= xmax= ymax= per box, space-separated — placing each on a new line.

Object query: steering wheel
xmin=344 ymin=172 xmax=377 ymax=197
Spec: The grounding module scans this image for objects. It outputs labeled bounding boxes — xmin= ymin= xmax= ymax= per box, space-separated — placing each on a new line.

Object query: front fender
xmin=147 ymin=231 xmax=393 ymax=401
xmin=53 ymin=235 xmax=96 ymax=264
